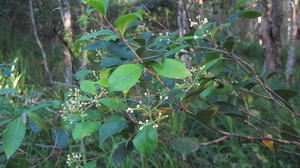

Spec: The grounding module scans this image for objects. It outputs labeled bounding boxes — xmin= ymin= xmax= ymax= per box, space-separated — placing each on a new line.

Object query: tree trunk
xmin=58 ymin=0 xmax=73 ymax=85
xmin=29 ymin=0 xmax=53 ymax=83
xmin=177 ymin=0 xmax=190 ymax=37
xmin=285 ymin=0 xmax=298 ymax=87
xmin=261 ymin=0 xmax=283 ymax=74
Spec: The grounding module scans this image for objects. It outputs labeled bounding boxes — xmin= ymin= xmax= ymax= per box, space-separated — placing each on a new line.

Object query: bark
xmin=261 ymin=0 xmax=283 ymax=74
xmin=177 ymin=0 xmax=191 ymax=70
xmin=58 ymin=0 xmax=73 ymax=85
xmin=177 ymin=0 xmax=190 ymax=37
xmin=285 ymin=0 xmax=298 ymax=87
xmin=28 ymin=0 xmax=53 ymax=83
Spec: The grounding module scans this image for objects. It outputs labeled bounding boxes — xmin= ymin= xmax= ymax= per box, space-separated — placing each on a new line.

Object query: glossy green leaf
xmin=80 ymin=80 xmax=97 ymax=95
xmin=170 ymin=138 xmax=200 ymax=160
xmin=26 ymin=111 xmax=48 ymax=133
xmin=3 ymin=117 xmax=26 ymax=158
xmin=86 ymin=0 xmax=110 ymax=16
xmin=241 ymin=10 xmax=261 ymax=19
xmin=99 ymin=120 xmax=128 ymax=148
xmin=72 ymin=121 xmax=101 ymax=141
xmin=75 ymin=70 xmax=93 ymax=80
xmin=99 ymin=68 xmax=111 ymax=80
xmin=108 ymin=64 xmax=144 ymax=92
xmin=100 ymin=97 xmax=127 ymax=111
xmin=114 ymin=10 xmax=145 ymax=36
xmin=151 ymin=58 xmax=190 ymax=79
xmin=133 ymin=124 xmax=158 ymax=155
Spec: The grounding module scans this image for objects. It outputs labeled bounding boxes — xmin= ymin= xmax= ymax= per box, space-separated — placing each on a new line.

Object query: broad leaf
xmin=79 ymin=30 xmax=117 ymax=41
xmin=72 ymin=121 xmax=101 ymax=141
xmin=3 ymin=117 xmax=26 ymax=158
xmin=99 ymin=120 xmax=128 ymax=148
xmin=83 ymin=40 xmax=108 ymax=50
xmin=100 ymin=57 xmax=122 ymax=68
xmin=108 ymin=64 xmax=144 ymax=92
xmin=75 ymin=70 xmax=93 ymax=80
xmin=133 ymin=124 xmax=158 ymax=155
xmin=86 ymin=0 xmax=110 ymax=16
xmin=241 ymin=10 xmax=261 ymax=19
xmin=100 ymin=97 xmax=127 ymax=111
xmin=114 ymin=10 xmax=145 ymax=36
xmin=112 ymin=142 xmax=134 ymax=167
xmin=51 ymin=128 xmax=69 ymax=148
xmin=196 ymin=105 xmax=219 ymax=123
xmin=80 ymin=80 xmax=97 ymax=95
xmin=274 ymin=89 xmax=297 ymax=102
xmin=26 ymin=111 xmax=48 ymax=133
xmin=170 ymin=138 xmax=200 ymax=160
xmin=163 ymin=45 xmax=189 ymax=57
xmin=151 ymin=58 xmax=190 ymax=79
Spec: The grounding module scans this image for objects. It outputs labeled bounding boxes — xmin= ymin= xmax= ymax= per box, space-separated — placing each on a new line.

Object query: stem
xmin=80 ymin=139 xmax=87 ymax=165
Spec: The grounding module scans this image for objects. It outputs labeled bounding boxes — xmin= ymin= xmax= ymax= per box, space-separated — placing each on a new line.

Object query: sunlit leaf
xmin=3 ymin=117 xmax=26 ymax=158
xmin=86 ymin=0 xmax=110 ymax=16
xmin=151 ymin=58 xmax=190 ymax=79
xmin=108 ymin=64 xmax=144 ymax=92
xmin=262 ymin=133 xmax=275 ymax=151
xmin=115 ymin=10 xmax=145 ymax=36
xmin=241 ymin=10 xmax=261 ymax=19
xmin=133 ymin=124 xmax=158 ymax=155
xmin=72 ymin=121 xmax=101 ymax=141
xmin=80 ymin=80 xmax=97 ymax=95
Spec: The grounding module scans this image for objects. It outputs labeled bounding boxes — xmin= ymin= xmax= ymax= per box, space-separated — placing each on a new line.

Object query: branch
xmin=28 ymin=0 xmax=53 ymax=83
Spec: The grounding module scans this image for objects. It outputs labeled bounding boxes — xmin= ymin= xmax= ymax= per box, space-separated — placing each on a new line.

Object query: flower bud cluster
xmin=66 ymin=153 xmax=83 ymax=168
xmin=60 ymin=88 xmax=105 ymax=124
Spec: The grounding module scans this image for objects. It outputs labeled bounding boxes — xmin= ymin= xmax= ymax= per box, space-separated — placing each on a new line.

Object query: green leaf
xmin=80 ymin=80 xmax=97 ymax=95
xmin=86 ymin=0 xmax=110 ymax=16
xmin=196 ymin=105 xmax=219 ymax=123
xmin=72 ymin=121 xmax=101 ymax=141
xmin=96 ymin=79 xmax=109 ymax=87
xmin=3 ymin=117 xmax=26 ymax=158
xmin=241 ymin=10 xmax=261 ymax=19
xmin=163 ymin=45 xmax=189 ymax=57
xmin=151 ymin=58 xmax=190 ymax=79
xmin=170 ymin=138 xmax=200 ymax=160
xmin=75 ymin=70 xmax=93 ymax=80
xmin=112 ymin=142 xmax=134 ymax=167
xmin=183 ymin=79 xmax=212 ymax=104
xmin=274 ymin=89 xmax=297 ymax=102
xmin=108 ymin=64 xmax=144 ymax=92
xmin=0 ymin=88 xmax=17 ymax=95
xmin=133 ymin=124 xmax=158 ymax=155
xmin=99 ymin=120 xmax=128 ymax=148
xmin=26 ymin=111 xmax=48 ymax=133
xmin=79 ymin=30 xmax=117 ymax=41
xmin=100 ymin=97 xmax=127 ymax=111
xmin=83 ymin=161 xmax=97 ymax=168
xmin=99 ymin=68 xmax=111 ymax=80
xmin=114 ymin=10 xmax=145 ymax=36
